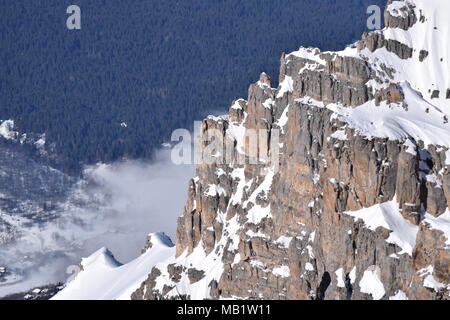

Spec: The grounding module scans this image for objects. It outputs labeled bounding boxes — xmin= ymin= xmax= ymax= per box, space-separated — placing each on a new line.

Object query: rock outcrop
xmin=133 ymin=0 xmax=450 ymax=300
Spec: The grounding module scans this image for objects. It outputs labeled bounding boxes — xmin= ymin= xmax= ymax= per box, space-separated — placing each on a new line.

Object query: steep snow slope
xmin=344 ymin=0 xmax=450 ymax=111
xmin=381 ymin=0 xmax=450 ymax=111
xmin=289 ymin=0 xmax=450 ymax=153
xmin=52 ymin=233 xmax=175 ymax=300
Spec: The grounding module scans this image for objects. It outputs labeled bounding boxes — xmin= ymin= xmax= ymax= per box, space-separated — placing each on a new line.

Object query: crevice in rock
xmin=316 ymin=271 xmax=331 ymax=300
xmin=344 ymin=273 xmax=353 ymax=300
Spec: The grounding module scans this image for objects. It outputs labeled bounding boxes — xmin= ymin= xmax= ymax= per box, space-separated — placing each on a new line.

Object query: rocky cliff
xmin=131 ymin=0 xmax=450 ymax=300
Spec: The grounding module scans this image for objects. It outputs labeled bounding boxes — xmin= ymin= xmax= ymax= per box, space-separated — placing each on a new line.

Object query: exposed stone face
xmin=188 ymin=268 xmax=205 ymax=284
xmin=133 ymin=0 xmax=450 ymax=300
xmin=384 ymin=0 xmax=417 ymax=30
xmin=229 ymin=99 xmax=247 ymax=123
xmin=443 ymin=169 xmax=450 ymax=210
xmin=281 ymin=52 xmax=372 ymax=108
xmin=395 ymin=149 xmax=422 ymax=224
xmin=357 ymin=32 xmax=413 ymax=60
xmin=431 ymin=90 xmax=440 ymax=99
xmin=131 ymin=268 xmax=162 ymax=300
xmin=258 ymin=72 xmax=272 ymax=87
xmin=419 ymin=50 xmax=429 ymax=62
xmin=168 ymin=264 xmax=184 ymax=283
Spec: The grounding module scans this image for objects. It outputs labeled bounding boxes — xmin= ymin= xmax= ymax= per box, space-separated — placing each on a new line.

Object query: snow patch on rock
xmin=344 ymin=198 xmax=418 ymax=256
xmin=359 ymin=266 xmax=385 ymax=300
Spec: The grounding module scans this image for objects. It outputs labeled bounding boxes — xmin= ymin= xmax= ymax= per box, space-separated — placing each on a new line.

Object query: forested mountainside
xmin=56 ymin=0 xmax=450 ymax=300
xmin=1 ymin=0 xmax=386 ymax=174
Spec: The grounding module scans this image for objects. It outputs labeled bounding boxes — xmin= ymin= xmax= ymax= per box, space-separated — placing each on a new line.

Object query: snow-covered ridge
xmin=327 ymin=83 xmax=450 ymax=153
xmin=379 ymin=0 xmax=449 ymax=110
xmin=285 ymin=0 xmax=450 ymax=155
xmin=52 ymin=233 xmax=175 ymax=300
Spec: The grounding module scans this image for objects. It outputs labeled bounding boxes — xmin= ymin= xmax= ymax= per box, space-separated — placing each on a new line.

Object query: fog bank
xmin=0 ymin=149 xmax=194 ymax=296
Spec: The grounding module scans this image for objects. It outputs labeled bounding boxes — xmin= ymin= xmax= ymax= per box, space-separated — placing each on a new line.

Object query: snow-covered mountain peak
xmin=141 ymin=232 xmax=175 ymax=253
xmin=80 ymin=247 xmax=122 ymax=270
xmin=52 ymin=234 xmax=175 ymax=300
xmin=381 ymin=0 xmax=449 ymax=110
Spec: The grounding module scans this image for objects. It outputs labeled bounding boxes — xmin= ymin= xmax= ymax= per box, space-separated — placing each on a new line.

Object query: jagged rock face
xmin=133 ymin=0 xmax=450 ymax=300
xmin=358 ymin=32 xmax=414 ymax=60
xmin=384 ymin=0 xmax=417 ymax=30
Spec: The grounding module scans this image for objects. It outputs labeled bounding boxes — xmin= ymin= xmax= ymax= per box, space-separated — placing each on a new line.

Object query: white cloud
xmin=0 ymin=149 xmax=194 ymax=297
